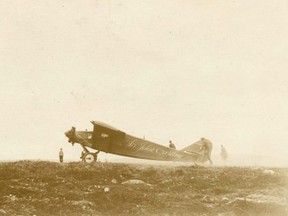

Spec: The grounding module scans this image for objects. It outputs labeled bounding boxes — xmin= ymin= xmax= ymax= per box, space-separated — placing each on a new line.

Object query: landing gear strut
xmin=80 ymin=145 xmax=100 ymax=163
xmin=83 ymin=153 xmax=97 ymax=163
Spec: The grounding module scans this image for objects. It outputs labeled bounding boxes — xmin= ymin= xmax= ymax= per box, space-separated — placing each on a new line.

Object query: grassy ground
xmin=0 ymin=161 xmax=287 ymax=216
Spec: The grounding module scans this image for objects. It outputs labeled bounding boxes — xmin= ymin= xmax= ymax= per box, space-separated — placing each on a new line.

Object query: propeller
xmin=65 ymin=126 xmax=76 ymax=145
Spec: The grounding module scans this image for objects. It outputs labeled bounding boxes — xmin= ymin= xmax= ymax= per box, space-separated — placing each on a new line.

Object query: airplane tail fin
xmin=180 ymin=138 xmax=213 ymax=162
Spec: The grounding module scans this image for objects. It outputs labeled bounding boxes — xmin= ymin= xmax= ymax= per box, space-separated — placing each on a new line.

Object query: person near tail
xmin=220 ymin=145 xmax=228 ymax=161
xmin=199 ymin=138 xmax=213 ymax=165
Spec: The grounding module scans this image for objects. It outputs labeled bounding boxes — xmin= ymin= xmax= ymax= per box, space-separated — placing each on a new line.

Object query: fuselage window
xmin=101 ymin=133 xmax=109 ymax=138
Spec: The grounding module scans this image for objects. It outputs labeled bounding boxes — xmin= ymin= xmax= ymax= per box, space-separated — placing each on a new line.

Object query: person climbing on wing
xmin=169 ymin=140 xmax=176 ymax=149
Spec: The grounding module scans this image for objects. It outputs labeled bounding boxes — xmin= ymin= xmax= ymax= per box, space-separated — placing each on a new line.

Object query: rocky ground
xmin=0 ymin=161 xmax=287 ymax=216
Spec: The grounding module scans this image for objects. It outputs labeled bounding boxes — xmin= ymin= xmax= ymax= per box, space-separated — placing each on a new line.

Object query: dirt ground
xmin=0 ymin=161 xmax=287 ymax=216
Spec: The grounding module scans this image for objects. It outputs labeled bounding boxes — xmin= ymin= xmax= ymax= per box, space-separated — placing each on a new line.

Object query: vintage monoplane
xmin=64 ymin=121 xmax=213 ymax=163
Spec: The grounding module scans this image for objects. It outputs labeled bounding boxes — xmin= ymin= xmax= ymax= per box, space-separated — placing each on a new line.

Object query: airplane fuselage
xmin=65 ymin=121 xmax=212 ymax=163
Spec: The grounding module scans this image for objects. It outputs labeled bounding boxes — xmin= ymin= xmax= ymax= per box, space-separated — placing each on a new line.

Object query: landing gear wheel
xmin=84 ymin=153 xmax=95 ymax=163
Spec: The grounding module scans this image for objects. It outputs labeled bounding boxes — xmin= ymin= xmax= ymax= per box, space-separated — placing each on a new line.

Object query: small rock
xmin=262 ymin=169 xmax=275 ymax=175
xmin=7 ymin=194 xmax=17 ymax=201
xmin=104 ymin=187 xmax=110 ymax=192
xmin=202 ymin=195 xmax=213 ymax=202
xmin=245 ymin=194 xmax=286 ymax=205
xmin=71 ymin=200 xmax=93 ymax=206
xmin=193 ymin=194 xmax=203 ymax=199
xmin=111 ymin=179 xmax=117 ymax=184
xmin=0 ymin=209 xmax=6 ymax=214
xmin=161 ymin=179 xmax=171 ymax=184
xmin=121 ymin=179 xmax=148 ymax=185
xmin=218 ymin=211 xmax=236 ymax=216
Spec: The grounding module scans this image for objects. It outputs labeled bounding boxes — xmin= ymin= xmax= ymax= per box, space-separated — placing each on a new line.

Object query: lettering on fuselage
xmin=126 ymin=136 xmax=183 ymax=160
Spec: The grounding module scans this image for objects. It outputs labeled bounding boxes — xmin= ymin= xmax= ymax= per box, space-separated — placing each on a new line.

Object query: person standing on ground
xmin=220 ymin=145 xmax=228 ymax=161
xmin=80 ymin=151 xmax=85 ymax=162
xmin=59 ymin=148 xmax=64 ymax=163
xmin=199 ymin=138 xmax=213 ymax=165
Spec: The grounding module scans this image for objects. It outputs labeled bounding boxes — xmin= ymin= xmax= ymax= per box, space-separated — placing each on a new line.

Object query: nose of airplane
xmin=64 ymin=131 xmax=70 ymax=138
xmin=64 ymin=127 xmax=76 ymax=144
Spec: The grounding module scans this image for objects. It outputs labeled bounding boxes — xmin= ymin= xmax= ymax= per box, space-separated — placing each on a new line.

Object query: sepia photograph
xmin=0 ymin=0 xmax=287 ymax=215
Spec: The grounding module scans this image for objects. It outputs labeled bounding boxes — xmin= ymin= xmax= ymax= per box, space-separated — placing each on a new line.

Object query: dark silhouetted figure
xmin=169 ymin=140 xmax=176 ymax=149
xmin=199 ymin=138 xmax=213 ymax=165
xmin=59 ymin=148 xmax=64 ymax=163
xmin=80 ymin=151 xmax=85 ymax=162
xmin=220 ymin=145 xmax=228 ymax=161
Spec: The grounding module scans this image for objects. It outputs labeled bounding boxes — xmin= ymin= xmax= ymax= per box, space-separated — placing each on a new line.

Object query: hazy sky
xmin=1 ymin=1 xmax=287 ymax=163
